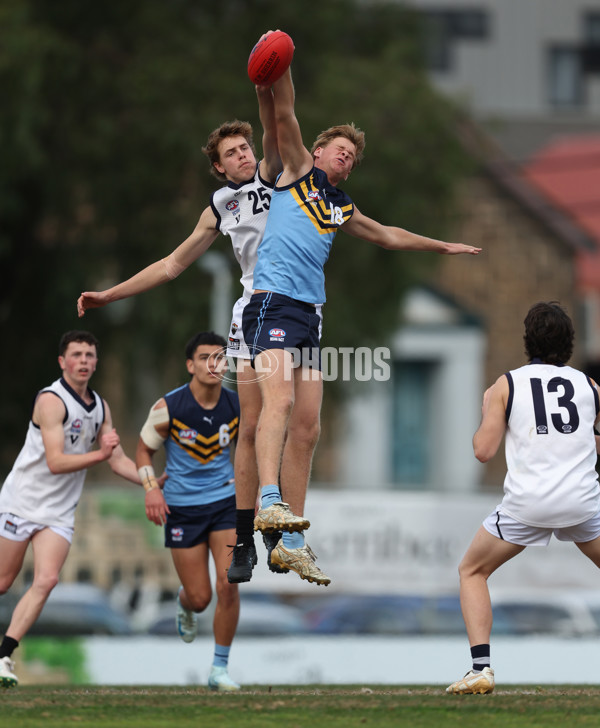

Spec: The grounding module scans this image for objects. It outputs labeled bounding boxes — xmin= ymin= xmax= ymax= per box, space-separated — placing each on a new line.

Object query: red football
xmin=248 ymin=31 xmax=294 ymax=85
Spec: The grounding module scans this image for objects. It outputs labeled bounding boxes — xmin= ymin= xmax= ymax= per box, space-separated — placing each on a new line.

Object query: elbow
xmin=473 ymin=443 xmax=495 ymax=463
xmin=474 ymin=449 xmax=491 ymax=464
xmin=473 ymin=437 xmax=494 ymax=463
xmin=46 ymin=460 xmax=63 ymax=475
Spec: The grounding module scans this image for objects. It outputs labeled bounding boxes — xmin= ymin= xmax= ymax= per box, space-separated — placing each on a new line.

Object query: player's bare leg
xmin=253 ymin=349 xmax=309 ymax=533
xmin=458 ymin=527 xmax=523 ymax=646
xmin=255 ymin=349 xmax=294 ymax=486
xmin=0 ymin=533 xmax=35 ymax=688
xmin=4 ymin=528 xmax=70 ymax=642
xmin=171 ymin=541 xmax=211 ymax=643
xmin=209 ymin=529 xmax=240 ymax=646
xmin=0 ymin=535 xmax=30 ymax=596
xmin=227 ymin=360 xmax=261 ymax=583
xmin=233 ymin=360 xmax=261 ymax=511
xmin=280 ymin=368 xmax=322 ymax=517
xmin=447 ymin=527 xmax=523 ymax=694
xmin=575 ymin=535 xmax=600 ymax=567
xmin=208 ymin=528 xmax=240 ymax=691
xmin=261 ymin=368 xmax=322 ymax=575
xmin=270 ymin=365 xmax=329 ymax=585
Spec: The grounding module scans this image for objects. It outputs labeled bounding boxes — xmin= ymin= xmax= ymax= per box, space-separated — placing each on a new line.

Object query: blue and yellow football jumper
xmin=162 ymin=384 xmax=239 ymax=506
xmin=253 ymin=166 xmax=354 ymax=304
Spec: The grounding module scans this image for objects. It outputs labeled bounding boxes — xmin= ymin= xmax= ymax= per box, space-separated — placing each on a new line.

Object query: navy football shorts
xmin=164 ymin=495 xmax=236 ymax=549
xmin=242 ymin=291 xmax=322 ymax=370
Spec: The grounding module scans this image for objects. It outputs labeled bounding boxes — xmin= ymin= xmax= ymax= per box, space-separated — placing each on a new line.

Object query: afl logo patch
xmin=179 ymin=429 xmax=198 ymax=442
xmin=226 ymin=200 xmax=240 ymax=214
xmin=306 ymin=191 xmax=322 ymax=203
xmin=171 ymin=527 xmax=184 ymax=542
xmin=70 ymin=419 xmax=83 ymax=434
xmin=269 ymin=328 xmax=286 ymax=338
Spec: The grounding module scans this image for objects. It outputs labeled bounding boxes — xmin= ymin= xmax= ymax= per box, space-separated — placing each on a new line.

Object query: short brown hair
xmin=523 ymin=301 xmax=574 ymax=365
xmin=202 ymin=120 xmax=256 ymax=181
xmin=310 ymin=123 xmax=365 ymax=170
xmin=59 ymin=331 xmax=99 ymax=357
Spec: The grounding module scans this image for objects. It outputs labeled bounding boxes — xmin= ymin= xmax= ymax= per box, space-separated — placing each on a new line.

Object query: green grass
xmin=22 ymin=638 xmax=89 ymax=684
xmin=3 ymin=686 xmax=600 ymax=727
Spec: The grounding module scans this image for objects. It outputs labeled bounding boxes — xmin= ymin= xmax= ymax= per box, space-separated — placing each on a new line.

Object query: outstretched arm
xmin=269 ymin=65 xmax=313 ymax=185
xmin=472 ymin=376 xmax=509 ymax=462
xmin=77 ymin=206 xmax=220 ymax=316
xmin=256 ymin=85 xmax=282 ymax=184
xmin=342 ymin=207 xmax=481 ymax=255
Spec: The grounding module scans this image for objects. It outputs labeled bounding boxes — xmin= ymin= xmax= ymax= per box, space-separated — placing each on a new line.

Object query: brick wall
xmin=433 ymin=174 xmax=579 ymax=486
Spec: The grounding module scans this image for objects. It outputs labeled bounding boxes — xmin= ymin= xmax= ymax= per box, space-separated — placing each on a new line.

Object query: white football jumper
xmin=210 ymin=164 xmax=274 ymax=299
xmin=0 ymin=378 xmax=105 ymax=530
xmin=500 ymin=362 xmax=600 ymax=528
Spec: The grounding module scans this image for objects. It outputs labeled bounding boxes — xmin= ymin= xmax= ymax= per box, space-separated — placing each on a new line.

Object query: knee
xmin=32 ymin=572 xmax=60 ymax=598
xmin=289 ymin=418 xmax=321 ymax=450
xmin=0 ymin=577 xmax=13 ymax=595
xmin=216 ymin=580 xmax=239 ymax=609
xmin=238 ymin=418 xmax=257 ymax=448
xmin=272 ymin=396 xmax=295 ymax=420
xmin=185 ymin=587 xmax=212 ymax=613
xmin=458 ymin=559 xmax=485 ymax=583
xmin=261 ymin=390 xmax=294 ymax=420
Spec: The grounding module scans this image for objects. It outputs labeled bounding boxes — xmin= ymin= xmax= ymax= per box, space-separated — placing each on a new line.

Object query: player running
xmin=137 ymin=331 xmax=242 ymax=691
xmin=0 ymin=331 xmax=144 ymax=688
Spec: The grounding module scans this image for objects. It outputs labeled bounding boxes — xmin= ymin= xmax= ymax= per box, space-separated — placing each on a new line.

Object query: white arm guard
xmin=140 ymin=401 xmax=170 ymax=451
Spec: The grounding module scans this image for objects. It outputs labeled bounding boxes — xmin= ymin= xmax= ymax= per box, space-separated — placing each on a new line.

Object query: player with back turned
xmin=447 ymin=302 xmax=600 ymax=695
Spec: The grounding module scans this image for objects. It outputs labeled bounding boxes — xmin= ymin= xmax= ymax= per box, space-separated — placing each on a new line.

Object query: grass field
xmin=4 ymin=685 xmax=600 ymax=727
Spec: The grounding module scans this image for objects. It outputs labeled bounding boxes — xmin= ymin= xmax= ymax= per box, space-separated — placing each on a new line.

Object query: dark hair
xmin=202 ymin=120 xmax=256 ymax=181
xmin=59 ymin=331 xmax=99 ymax=357
xmin=185 ymin=331 xmax=227 ymax=360
xmin=523 ymin=301 xmax=574 ymax=365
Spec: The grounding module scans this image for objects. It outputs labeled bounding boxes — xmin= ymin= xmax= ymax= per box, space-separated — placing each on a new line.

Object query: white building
xmin=408 ymin=0 xmax=600 ymax=117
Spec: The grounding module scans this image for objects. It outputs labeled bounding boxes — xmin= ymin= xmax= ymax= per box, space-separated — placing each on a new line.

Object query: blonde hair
xmin=310 ymin=123 xmax=365 ymax=169
xmin=202 ymin=120 xmax=256 ymax=181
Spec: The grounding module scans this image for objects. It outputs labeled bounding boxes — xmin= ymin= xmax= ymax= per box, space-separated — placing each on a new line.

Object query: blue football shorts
xmin=164 ymin=495 xmax=236 ymax=549
xmin=242 ymin=291 xmax=322 ymax=370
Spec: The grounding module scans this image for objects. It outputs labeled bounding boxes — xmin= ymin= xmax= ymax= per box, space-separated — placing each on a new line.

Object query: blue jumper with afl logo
xmin=162 ymin=384 xmax=239 ymax=506
xmin=252 ymin=166 xmax=354 ymax=305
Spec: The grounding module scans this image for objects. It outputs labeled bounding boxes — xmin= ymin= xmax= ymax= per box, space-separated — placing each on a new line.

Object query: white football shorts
xmin=226 ymin=293 xmax=323 ymax=359
xmin=0 ymin=512 xmax=74 ymax=544
xmin=483 ymin=507 xmax=600 ymax=547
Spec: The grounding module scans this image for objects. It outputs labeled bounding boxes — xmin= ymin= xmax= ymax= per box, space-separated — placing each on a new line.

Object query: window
xmin=548 ymin=46 xmax=584 ymax=107
xmin=582 ymin=12 xmax=600 ymax=73
xmin=584 ymin=11 xmax=600 ymax=45
xmin=392 ymin=361 xmax=435 ymax=487
xmin=420 ymin=8 xmax=489 ymax=72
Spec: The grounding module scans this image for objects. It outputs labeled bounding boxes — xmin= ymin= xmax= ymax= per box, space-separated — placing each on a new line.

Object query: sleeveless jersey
xmin=500 ymin=362 xmax=600 ymax=528
xmin=0 ymin=378 xmax=105 ymax=529
xmin=210 ymin=163 xmax=274 ymax=298
xmin=162 ymin=384 xmax=239 ymax=506
xmin=252 ymin=166 xmax=355 ymax=304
